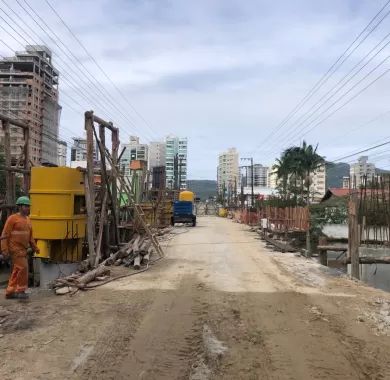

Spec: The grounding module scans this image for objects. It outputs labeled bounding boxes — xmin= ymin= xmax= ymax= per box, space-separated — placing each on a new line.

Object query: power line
xmin=1 ymin=0 xmax=157 ymax=144
xmin=1 ymin=1 xmax=142 ymax=142
xmin=272 ymin=31 xmax=390 ymax=149
xmin=14 ymin=0 xmax=157 ymax=143
xmin=0 ymin=30 xmax=123 ymax=137
xmin=43 ymin=0 xmax=161 ymax=141
xmin=331 ymin=139 xmax=390 ymax=162
xmin=263 ymin=61 xmax=390 ymax=161
xmin=248 ymin=0 xmax=390 ymax=156
xmin=271 ymin=53 xmax=390 ymax=152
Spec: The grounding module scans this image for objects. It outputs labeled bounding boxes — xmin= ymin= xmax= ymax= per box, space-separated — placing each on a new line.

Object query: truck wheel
xmin=192 ymin=218 xmax=196 ymax=227
xmin=171 ymin=217 xmax=175 ymax=226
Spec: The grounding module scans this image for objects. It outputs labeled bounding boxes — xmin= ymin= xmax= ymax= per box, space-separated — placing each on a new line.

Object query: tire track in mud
xmin=73 ymin=294 xmax=154 ymax=380
xmin=114 ymin=277 xmax=213 ymax=380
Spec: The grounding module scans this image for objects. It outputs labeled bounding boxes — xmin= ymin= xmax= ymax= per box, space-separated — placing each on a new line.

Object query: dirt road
xmin=1 ymin=216 xmax=390 ymax=379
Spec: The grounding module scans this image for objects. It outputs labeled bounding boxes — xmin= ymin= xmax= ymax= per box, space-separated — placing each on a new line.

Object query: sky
xmin=1 ymin=0 xmax=390 ymax=178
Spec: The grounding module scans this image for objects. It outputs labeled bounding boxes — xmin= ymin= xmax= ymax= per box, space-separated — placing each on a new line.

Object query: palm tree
xmin=272 ymin=141 xmax=325 ymax=256
xmin=272 ymin=157 xmax=290 ymax=200
xmin=298 ymin=141 xmax=325 ymax=204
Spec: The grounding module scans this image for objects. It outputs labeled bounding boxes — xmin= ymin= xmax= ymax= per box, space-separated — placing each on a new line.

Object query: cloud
xmin=2 ymin=0 xmax=390 ymax=179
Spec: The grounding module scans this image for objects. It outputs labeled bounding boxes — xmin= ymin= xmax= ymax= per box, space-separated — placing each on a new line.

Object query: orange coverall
xmin=1 ymin=213 xmax=38 ymax=296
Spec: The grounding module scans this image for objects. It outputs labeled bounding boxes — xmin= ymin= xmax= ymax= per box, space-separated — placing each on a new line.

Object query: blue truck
xmin=171 ymin=200 xmax=196 ymax=227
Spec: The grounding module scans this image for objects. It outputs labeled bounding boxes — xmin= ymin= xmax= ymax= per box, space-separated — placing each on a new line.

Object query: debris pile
xmin=53 ymin=228 xmax=172 ymax=295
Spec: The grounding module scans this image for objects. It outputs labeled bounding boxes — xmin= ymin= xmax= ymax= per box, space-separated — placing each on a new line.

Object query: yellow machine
xmin=179 ymin=190 xmax=195 ymax=202
xmin=29 ymin=167 xmax=86 ymax=262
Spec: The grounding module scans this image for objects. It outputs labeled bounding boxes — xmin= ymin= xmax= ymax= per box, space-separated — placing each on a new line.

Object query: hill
xmin=325 ymin=162 xmax=390 ymax=188
xmin=326 ymin=162 xmax=349 ymax=188
xmin=376 ymin=168 xmax=390 ymax=175
xmin=187 ymin=180 xmax=217 ymax=200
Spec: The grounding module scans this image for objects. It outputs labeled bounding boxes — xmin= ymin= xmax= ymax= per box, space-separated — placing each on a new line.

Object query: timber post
xmin=85 ymin=111 xmax=96 ymax=266
xmin=23 ymin=126 xmax=30 ymax=192
xmin=111 ymin=125 xmax=120 ymax=245
xmin=348 ymin=192 xmax=360 ymax=280
xmin=3 ymin=120 xmax=15 ymax=207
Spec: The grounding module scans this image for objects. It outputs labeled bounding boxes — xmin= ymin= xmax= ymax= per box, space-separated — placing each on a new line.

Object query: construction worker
xmin=1 ymin=196 xmax=39 ymax=299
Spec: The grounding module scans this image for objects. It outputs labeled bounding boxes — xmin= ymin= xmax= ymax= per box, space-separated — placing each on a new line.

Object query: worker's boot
xmin=5 ymin=293 xmax=17 ymax=299
xmin=16 ymin=292 xmax=29 ymax=300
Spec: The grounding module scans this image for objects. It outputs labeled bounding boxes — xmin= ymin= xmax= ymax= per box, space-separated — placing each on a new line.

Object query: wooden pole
xmin=3 ymin=120 xmax=15 ymax=206
xmin=111 ymin=126 xmax=120 ymax=244
xmin=23 ymin=127 xmax=30 ymax=192
xmin=318 ymin=236 xmax=328 ymax=266
xmin=348 ymin=193 xmax=360 ymax=279
xmin=95 ymin=191 xmax=108 ymax=267
xmin=306 ymin=206 xmax=311 ymax=258
xmin=85 ymin=112 xmax=96 ymax=266
xmin=93 ymin=126 xmax=119 ymax=246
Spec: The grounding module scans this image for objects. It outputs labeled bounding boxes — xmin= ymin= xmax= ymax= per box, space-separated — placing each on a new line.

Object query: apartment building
xmin=165 ymin=136 xmax=187 ymax=190
xmin=217 ymin=148 xmax=239 ymax=194
xmin=57 ymin=140 xmax=67 ymax=166
xmin=350 ymin=156 xmax=376 ymax=188
xmin=267 ymin=162 xmax=326 ymax=202
xmin=149 ymin=141 xmax=166 ymax=169
xmin=120 ymin=136 xmax=148 ymax=178
xmin=247 ymin=164 xmax=269 ymax=187
xmin=342 ymin=176 xmax=350 ymax=189
xmin=310 ymin=164 xmax=326 ymax=202
xmin=267 ymin=167 xmax=278 ymax=189
xmin=0 ymin=45 xmax=61 ymax=165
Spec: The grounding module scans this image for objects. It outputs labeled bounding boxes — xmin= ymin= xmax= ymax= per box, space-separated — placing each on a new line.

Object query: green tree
xmin=274 ymin=141 xmax=325 ymax=257
xmin=298 ymin=141 xmax=325 ymax=204
xmin=274 ymin=141 xmax=325 ymax=205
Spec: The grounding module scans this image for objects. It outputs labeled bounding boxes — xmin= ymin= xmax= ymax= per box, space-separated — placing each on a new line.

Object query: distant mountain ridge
xmin=187 ymin=180 xmax=217 ymax=200
xmin=326 ymin=162 xmax=390 ymax=188
xmin=326 ymin=162 xmax=349 ymax=188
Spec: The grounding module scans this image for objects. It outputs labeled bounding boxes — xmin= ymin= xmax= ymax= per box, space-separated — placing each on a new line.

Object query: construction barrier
xmin=259 ymin=206 xmax=309 ymax=232
xmin=231 ymin=206 xmax=309 ymax=231
xmin=231 ymin=209 xmax=260 ymax=226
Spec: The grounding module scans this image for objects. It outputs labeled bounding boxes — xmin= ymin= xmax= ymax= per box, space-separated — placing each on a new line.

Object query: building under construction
xmin=0 ymin=45 xmax=61 ymax=165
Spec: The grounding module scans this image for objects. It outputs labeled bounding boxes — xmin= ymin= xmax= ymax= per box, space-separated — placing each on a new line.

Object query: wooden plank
xmin=264 ymin=234 xmax=296 ymax=253
xmin=84 ymin=172 xmax=96 ymax=266
xmin=348 ymin=194 xmax=360 ymax=279
xmin=344 ymin=257 xmax=390 ymax=264
xmin=94 ymin=191 xmax=108 ymax=267
xmin=111 ymin=127 xmax=120 ymax=244
xmin=317 ymin=245 xmax=348 ymax=251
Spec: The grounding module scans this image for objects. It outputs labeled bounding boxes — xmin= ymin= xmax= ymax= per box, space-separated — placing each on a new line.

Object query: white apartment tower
xmin=120 ymin=136 xmax=149 ymax=178
xmin=217 ymin=148 xmax=239 ymax=194
xmin=350 ymin=156 xmax=376 ymax=188
xmin=165 ymin=136 xmax=188 ymax=190
xmin=57 ymin=140 xmax=67 ymax=166
xmin=267 ymin=162 xmax=326 ymax=202
xmin=149 ymin=141 xmax=166 ymax=169
xmin=310 ymin=164 xmax=326 ymax=202
xmin=247 ymin=164 xmax=269 ymax=187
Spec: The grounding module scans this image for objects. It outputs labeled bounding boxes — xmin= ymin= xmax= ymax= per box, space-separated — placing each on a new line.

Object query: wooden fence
xmin=232 ymin=206 xmax=310 ymax=231
xmin=260 ymin=206 xmax=310 ymax=232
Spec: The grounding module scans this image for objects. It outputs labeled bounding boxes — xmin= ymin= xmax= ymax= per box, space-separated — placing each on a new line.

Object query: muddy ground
xmin=0 ymin=216 xmax=390 ymax=379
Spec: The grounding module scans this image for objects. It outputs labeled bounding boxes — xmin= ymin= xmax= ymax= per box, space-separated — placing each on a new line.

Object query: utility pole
xmin=241 ymin=158 xmax=254 ymax=209
xmin=240 ymin=171 xmax=245 ymax=209
xmin=234 ymin=177 xmax=237 ymax=207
